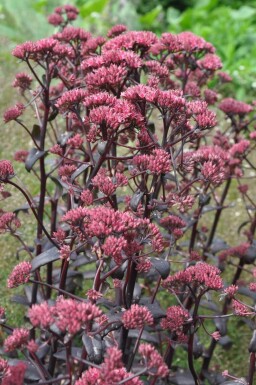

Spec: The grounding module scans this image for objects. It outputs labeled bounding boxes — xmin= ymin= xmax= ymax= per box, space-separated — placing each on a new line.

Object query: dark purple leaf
xmin=244 ymin=242 xmax=256 ymax=264
xmin=72 ymin=254 xmax=96 ymax=268
xmin=36 ymin=343 xmax=50 ymax=360
xmin=82 ymin=271 xmax=97 ymax=279
xmin=199 ymin=193 xmax=211 ymax=207
xmin=200 ymin=300 xmax=219 ymax=312
xmin=13 ymin=203 xmax=31 ymax=215
xmin=214 ymin=318 xmax=227 ymax=336
xmin=109 ymin=260 xmax=127 ymax=279
xmin=238 ymin=220 xmax=250 ymax=235
xmin=97 ymin=140 xmax=107 ymax=155
xmin=71 ymin=163 xmax=90 ymax=182
xmin=210 ymin=238 xmax=229 ymax=254
xmin=143 ymin=302 xmax=166 ymax=319
xmin=168 ymin=369 xmax=195 ymax=385
xmin=6 ymin=359 xmax=41 ymax=382
xmin=201 ymin=370 xmax=227 ymax=385
xmin=151 ymin=257 xmax=170 ymax=279
xmin=128 ymin=329 xmax=158 ymax=344
xmin=31 ymin=247 xmax=59 ymax=271
xmin=54 ymin=347 xmax=82 ymax=361
xmin=130 ymin=189 xmax=144 ymax=212
xmin=133 ymin=282 xmax=141 ymax=302
xmin=31 ymin=124 xmax=41 ymax=143
xmin=238 ymin=285 xmax=256 ymax=300
xmin=193 ymin=335 xmax=203 ymax=358
xmin=58 ymin=132 xmax=73 ymax=146
xmin=49 ymin=176 xmax=64 ymax=200
xmin=25 ymin=148 xmax=45 ymax=172
xmin=11 ymin=295 xmax=30 ymax=306
xmin=248 ymin=330 xmax=256 ymax=353
xmin=25 ymin=285 xmax=44 ymax=303
xmin=82 ymin=334 xmax=105 ymax=364
xmin=218 ymin=335 xmax=232 ymax=350
xmin=48 ymin=106 xmax=59 ymax=121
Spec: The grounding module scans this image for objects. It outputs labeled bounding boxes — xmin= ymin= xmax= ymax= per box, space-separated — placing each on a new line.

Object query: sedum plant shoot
xmin=1 ymin=4 xmax=256 ymax=385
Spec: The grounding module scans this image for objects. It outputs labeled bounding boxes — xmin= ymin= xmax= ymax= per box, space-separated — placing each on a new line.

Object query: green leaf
xmin=32 ymin=0 xmax=47 ymax=13
xmin=230 ymin=6 xmax=256 ymax=20
xmin=139 ymin=5 xmax=162 ymax=26
xmin=80 ymin=0 xmax=109 ymax=17
xmin=166 ymin=7 xmax=181 ymax=30
xmin=193 ymin=0 xmax=218 ymax=11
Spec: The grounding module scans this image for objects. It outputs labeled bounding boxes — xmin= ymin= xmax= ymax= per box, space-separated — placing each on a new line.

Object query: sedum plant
xmin=1 ymin=4 xmax=256 ymax=385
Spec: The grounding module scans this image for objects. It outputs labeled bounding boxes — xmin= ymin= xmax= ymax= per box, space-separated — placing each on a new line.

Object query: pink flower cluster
xmin=75 ymin=346 xmax=142 ymax=385
xmin=219 ymin=98 xmax=253 ymax=116
xmin=160 ymin=215 xmax=186 ymax=239
xmin=229 ymin=140 xmax=250 ymax=157
xmin=163 ymin=262 xmax=223 ymax=291
xmin=92 ymin=169 xmax=128 ymax=196
xmin=218 ymin=243 xmax=249 ymax=262
xmin=232 ymin=300 xmax=249 ymax=316
xmin=48 ymin=4 xmax=79 ymax=26
xmin=28 ymin=297 xmax=102 ymax=335
xmin=3 ymin=103 xmax=24 ymax=123
xmin=2 ymin=362 xmax=27 ymax=385
xmin=0 ymin=160 xmax=14 ymax=180
xmin=4 ymin=328 xmax=29 ymax=352
xmin=224 ymin=285 xmax=238 ymax=299
xmin=0 ymin=212 xmax=21 ymax=233
xmin=0 ymin=358 xmax=10 ymax=380
xmin=161 ymin=306 xmax=190 ymax=342
xmin=158 ymin=31 xmax=215 ymax=54
xmin=12 ymin=72 xmax=32 ymax=92
xmin=56 ymin=89 xmax=88 ymax=112
xmin=122 ymin=304 xmax=154 ymax=329
xmin=7 ymin=261 xmax=32 ymax=288
xmin=182 ymin=145 xmax=229 ymax=184
xmin=166 ymin=193 xmax=195 ymax=213
xmin=139 ymin=343 xmax=169 ymax=377
xmin=14 ymin=150 xmax=29 ymax=163
xmin=62 ymin=206 xmax=164 ymax=256
xmin=133 ymin=149 xmax=170 ymax=175
xmin=102 ymin=235 xmax=127 ymax=265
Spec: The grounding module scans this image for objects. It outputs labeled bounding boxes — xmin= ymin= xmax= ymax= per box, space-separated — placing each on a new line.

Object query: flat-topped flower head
xmin=3 ymin=103 xmax=24 ymax=123
xmin=75 ymin=346 xmax=142 ymax=385
xmin=56 ymin=89 xmax=88 ymax=112
xmin=139 ymin=343 xmax=169 ymax=377
xmin=107 ymin=24 xmax=127 ymax=38
xmin=7 ymin=261 xmax=32 ymax=288
xmin=4 ymin=328 xmax=29 ymax=352
xmin=28 ymin=302 xmax=54 ymax=329
xmin=0 ymin=212 xmax=21 ymax=233
xmin=133 ymin=149 xmax=170 ymax=175
xmin=219 ymin=98 xmax=253 ymax=116
xmin=103 ymin=30 xmax=157 ymax=52
xmin=13 ymin=72 xmax=32 ymax=91
xmin=122 ymin=304 xmax=154 ymax=329
xmin=163 ymin=262 xmax=223 ymax=292
xmin=0 ymin=358 xmax=10 ymax=380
